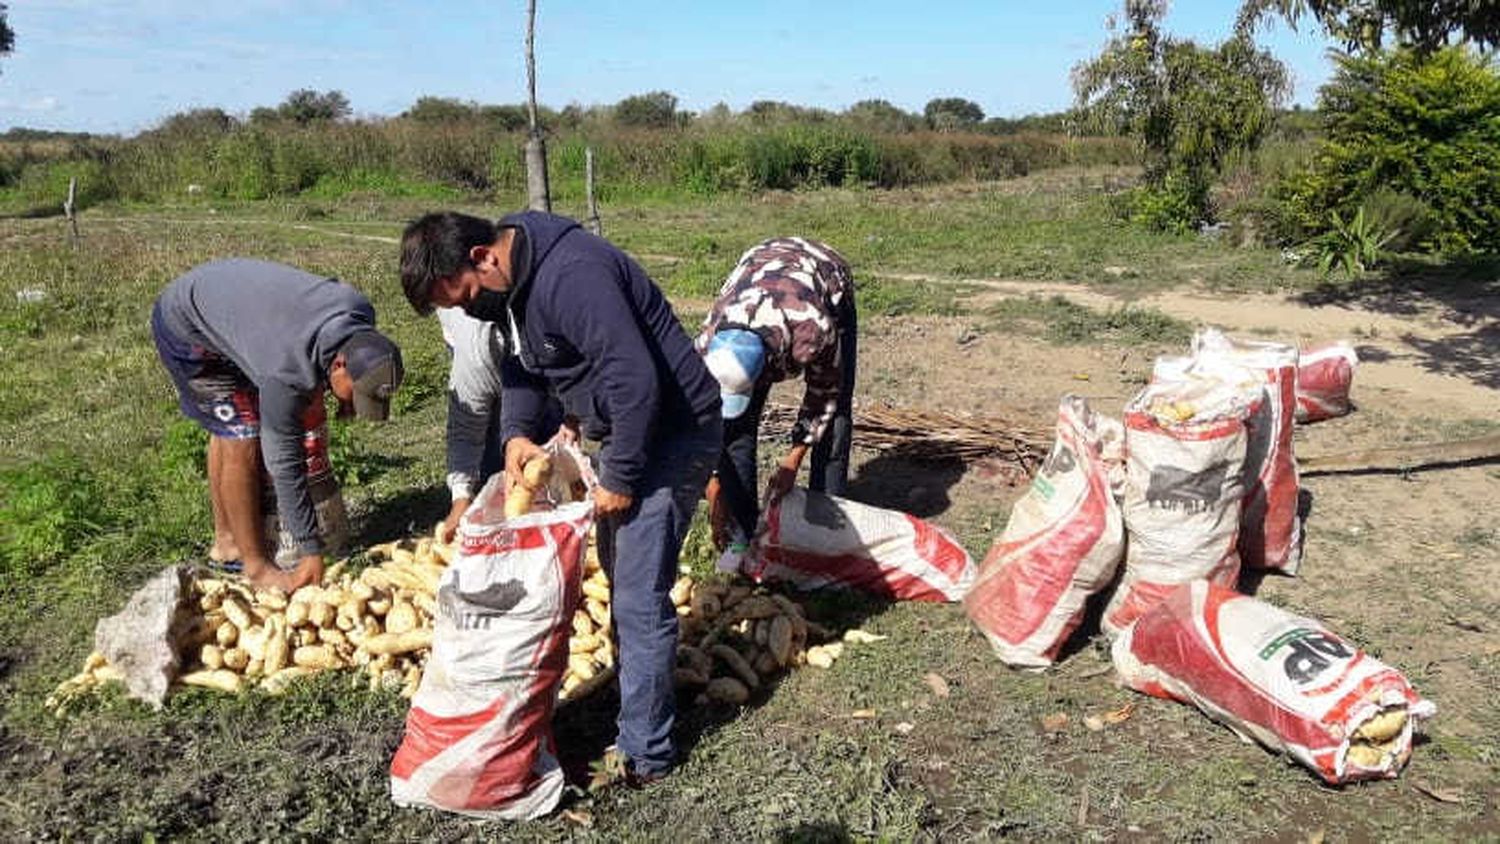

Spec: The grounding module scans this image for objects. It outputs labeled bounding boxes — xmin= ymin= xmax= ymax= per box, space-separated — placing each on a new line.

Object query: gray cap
xmin=340 ymin=330 xmax=403 ymax=421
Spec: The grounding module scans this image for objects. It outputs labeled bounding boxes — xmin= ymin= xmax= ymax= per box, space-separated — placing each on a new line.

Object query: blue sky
xmin=0 ymin=1 xmax=1338 ymax=135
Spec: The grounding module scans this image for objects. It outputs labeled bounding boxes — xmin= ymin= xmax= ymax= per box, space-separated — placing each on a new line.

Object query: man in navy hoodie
xmin=399 ymin=211 xmax=722 ymax=785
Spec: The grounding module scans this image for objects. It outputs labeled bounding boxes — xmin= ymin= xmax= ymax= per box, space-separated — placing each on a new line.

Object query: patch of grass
xmin=0 ymin=454 xmax=111 ymax=578
xmin=987 ymin=294 xmax=1192 ymax=346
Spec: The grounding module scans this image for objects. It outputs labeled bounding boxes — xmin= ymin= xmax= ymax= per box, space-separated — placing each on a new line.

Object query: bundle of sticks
xmin=759 ymin=402 xmax=1051 ymax=468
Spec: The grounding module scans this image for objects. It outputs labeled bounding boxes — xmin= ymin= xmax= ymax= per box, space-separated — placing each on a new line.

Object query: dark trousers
xmin=718 ymin=294 xmax=857 ymax=544
xmin=596 ymin=419 xmax=722 ymax=775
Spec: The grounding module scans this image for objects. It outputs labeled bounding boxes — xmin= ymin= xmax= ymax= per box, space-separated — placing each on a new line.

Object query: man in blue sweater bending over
xmin=399 ymin=211 xmax=722 ymax=786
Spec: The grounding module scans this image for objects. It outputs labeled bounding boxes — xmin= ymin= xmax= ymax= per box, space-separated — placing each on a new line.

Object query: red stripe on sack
xmin=965 ymin=449 xmax=1109 ymax=644
xmin=460 ymin=525 xmax=551 ymax=556
xmin=1324 ymin=669 xmax=1419 ymax=725
xmin=757 ymin=546 xmax=948 ymax=602
xmin=390 ymin=694 xmax=512 ymax=779
xmin=904 ymin=513 xmax=973 ymax=584
xmin=1124 ymin=412 xmax=1245 ymax=443
xmin=1105 ymin=577 xmax=1179 ymax=632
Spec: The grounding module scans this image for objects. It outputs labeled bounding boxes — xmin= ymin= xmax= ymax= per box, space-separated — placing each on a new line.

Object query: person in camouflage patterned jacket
xmin=696 ymin=236 xmax=857 ymax=548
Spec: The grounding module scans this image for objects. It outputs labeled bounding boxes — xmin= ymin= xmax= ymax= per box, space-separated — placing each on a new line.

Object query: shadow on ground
xmin=845 ymin=451 xmax=969 ymax=518
xmin=351 ymin=482 xmax=448 ymax=547
xmin=1298 ymin=255 xmax=1500 ymax=389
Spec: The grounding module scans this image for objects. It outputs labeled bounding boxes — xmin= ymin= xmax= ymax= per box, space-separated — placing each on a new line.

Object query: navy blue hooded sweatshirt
xmin=496 ymin=212 xmax=720 ymax=495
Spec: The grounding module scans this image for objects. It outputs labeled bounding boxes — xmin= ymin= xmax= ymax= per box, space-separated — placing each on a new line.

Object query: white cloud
xmin=0 ymin=96 xmax=63 ymax=112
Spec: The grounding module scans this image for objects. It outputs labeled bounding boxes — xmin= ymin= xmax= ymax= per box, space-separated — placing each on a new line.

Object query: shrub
xmin=1285 ymin=47 xmax=1500 ymax=254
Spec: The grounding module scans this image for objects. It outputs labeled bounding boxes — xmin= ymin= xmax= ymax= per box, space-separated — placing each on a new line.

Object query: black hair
xmin=398 ymin=212 xmax=498 ymax=315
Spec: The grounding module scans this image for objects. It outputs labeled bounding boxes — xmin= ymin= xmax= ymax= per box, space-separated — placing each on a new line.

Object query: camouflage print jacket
xmin=696 ymin=237 xmax=853 ymax=445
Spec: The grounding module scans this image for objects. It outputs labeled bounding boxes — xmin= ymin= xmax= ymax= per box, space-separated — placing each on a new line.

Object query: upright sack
xmin=965 ymin=396 xmax=1125 ymax=669
xmin=1296 ymin=342 xmax=1359 ymax=422
xmin=1189 ymin=329 xmax=1302 ymax=574
xmin=746 ymin=489 xmax=976 ymax=603
xmin=1102 ymin=374 xmax=1258 ymax=636
xmin=1112 ymin=580 xmax=1436 ymax=784
xmin=390 ymin=443 xmax=593 ymax=820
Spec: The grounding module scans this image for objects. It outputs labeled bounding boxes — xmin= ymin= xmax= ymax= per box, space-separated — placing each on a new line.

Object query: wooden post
xmin=523 ymin=0 xmax=551 ymax=212
xmin=63 ymin=177 xmax=80 ymax=246
xmin=585 ymin=146 xmax=601 ymax=236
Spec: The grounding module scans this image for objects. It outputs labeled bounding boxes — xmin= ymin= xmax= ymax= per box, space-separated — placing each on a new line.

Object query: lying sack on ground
xmin=390 ymin=442 xmax=593 ymax=820
xmin=1112 ymin=580 xmax=1435 ymax=784
xmin=745 ymin=488 xmax=976 ymax=602
xmin=964 ymin=395 xmax=1126 ymax=669
xmin=1102 ymin=372 xmax=1259 ymax=636
xmin=1188 ymin=329 xmax=1302 ymax=575
xmin=1296 ymin=342 xmax=1359 ymax=423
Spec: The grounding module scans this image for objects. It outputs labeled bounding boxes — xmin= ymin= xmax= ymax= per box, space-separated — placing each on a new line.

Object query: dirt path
xmin=877 ymin=270 xmax=1500 ymax=422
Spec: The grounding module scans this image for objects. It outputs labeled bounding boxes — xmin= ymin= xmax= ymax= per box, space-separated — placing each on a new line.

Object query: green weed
xmin=988 ymin=294 xmax=1191 ymax=346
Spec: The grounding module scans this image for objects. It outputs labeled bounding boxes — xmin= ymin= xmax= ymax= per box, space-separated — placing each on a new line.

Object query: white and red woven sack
xmin=1102 ymin=373 xmax=1259 ymax=637
xmin=965 ymin=396 xmax=1126 ymax=669
xmin=1112 ymin=580 xmax=1435 ymax=784
xmin=1189 ymin=329 xmax=1302 ymax=574
xmin=390 ymin=444 xmax=594 ymax=820
xmin=1296 ymin=342 xmax=1359 ymax=422
xmin=746 ymin=488 xmax=976 ymax=603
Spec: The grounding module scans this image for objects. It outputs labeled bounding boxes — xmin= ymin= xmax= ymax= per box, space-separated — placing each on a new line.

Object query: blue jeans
xmin=596 ymin=419 xmax=722 ymax=775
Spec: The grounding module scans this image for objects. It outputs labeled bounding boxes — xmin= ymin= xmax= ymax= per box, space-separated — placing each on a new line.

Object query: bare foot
xmin=241 ymin=557 xmax=298 ymax=592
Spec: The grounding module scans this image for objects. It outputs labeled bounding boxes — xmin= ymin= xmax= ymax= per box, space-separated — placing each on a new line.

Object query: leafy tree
xmin=479 ymin=104 xmax=530 ymax=131
xmin=1 ymin=3 xmax=13 ymax=68
xmin=614 ymin=90 xmax=679 ymax=128
xmin=923 ymin=97 xmax=984 ymax=131
xmin=153 ymin=107 xmax=235 ymax=136
xmin=1281 ymin=47 xmax=1500 ymax=253
xmin=1073 ymin=0 xmax=1289 ymax=228
xmin=248 ymin=106 xmax=280 ymax=125
xmin=403 ymin=97 xmax=477 ymax=123
xmin=844 ymin=99 xmax=918 ymax=133
xmin=1239 ymin=0 xmax=1500 ymax=54
xmin=744 ymin=100 xmax=832 ymax=125
xmin=276 ymin=89 xmax=351 ymax=124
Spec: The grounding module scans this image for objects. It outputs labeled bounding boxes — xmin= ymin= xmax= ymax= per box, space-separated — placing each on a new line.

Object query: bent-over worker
xmin=152 ymin=258 xmax=403 ymax=591
xmin=697 ymin=236 xmax=857 ymax=549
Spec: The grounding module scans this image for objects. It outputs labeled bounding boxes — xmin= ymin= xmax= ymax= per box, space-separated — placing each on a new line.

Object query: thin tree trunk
xmin=524 ymin=0 xmax=551 ymax=212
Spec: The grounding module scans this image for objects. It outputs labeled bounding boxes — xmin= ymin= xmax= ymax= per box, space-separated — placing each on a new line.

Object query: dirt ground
xmin=840 ymin=276 xmax=1500 ymax=835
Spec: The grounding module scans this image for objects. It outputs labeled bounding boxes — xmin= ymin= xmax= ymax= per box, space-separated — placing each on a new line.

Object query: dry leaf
xmin=924 ymin=673 xmax=951 ymax=698
xmin=1041 ymin=712 xmax=1069 ymax=732
xmin=562 ymin=809 xmax=595 ymax=827
xmin=1413 ymin=782 xmax=1464 ymax=804
xmin=1083 ymin=715 xmax=1106 ymax=732
xmin=1101 ymin=702 xmax=1136 ymax=725
xmin=893 ymin=721 xmax=916 ymax=735
xmin=843 ymin=629 xmax=888 ymax=644
xmin=1305 ymin=829 xmax=1325 ymax=844
xmin=851 ymin=708 xmax=878 ymax=720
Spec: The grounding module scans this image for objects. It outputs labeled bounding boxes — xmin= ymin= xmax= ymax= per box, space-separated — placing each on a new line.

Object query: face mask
xmin=463 ymin=286 xmax=510 ymax=323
